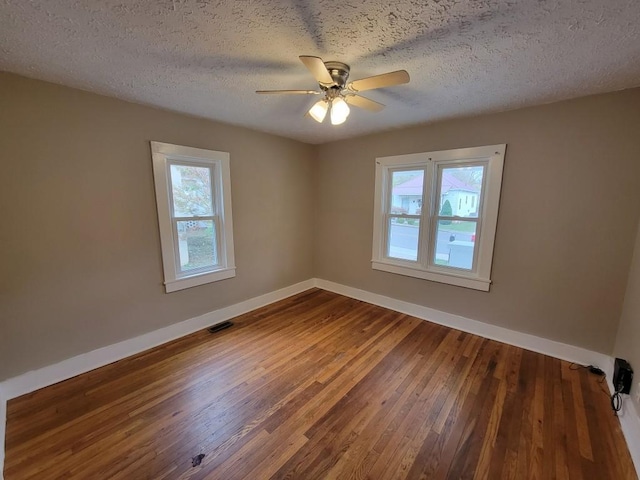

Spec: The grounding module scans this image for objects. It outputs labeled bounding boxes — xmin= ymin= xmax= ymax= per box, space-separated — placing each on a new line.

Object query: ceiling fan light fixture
xmin=259 ymin=55 xmax=410 ymax=126
xmin=309 ymin=99 xmax=328 ymax=123
xmin=330 ymin=97 xmax=350 ymax=125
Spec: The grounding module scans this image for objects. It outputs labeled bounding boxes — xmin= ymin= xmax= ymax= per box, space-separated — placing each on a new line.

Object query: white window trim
xmin=372 ymin=144 xmax=506 ymax=291
xmin=151 ymin=141 xmax=236 ymax=293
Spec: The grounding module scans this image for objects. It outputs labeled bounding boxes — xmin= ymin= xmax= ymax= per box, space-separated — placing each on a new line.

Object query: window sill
xmin=371 ymin=260 xmax=491 ymax=291
xmin=164 ymin=267 xmax=236 ymax=293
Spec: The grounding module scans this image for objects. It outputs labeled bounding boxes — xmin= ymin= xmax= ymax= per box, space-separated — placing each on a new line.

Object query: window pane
xmin=434 ymin=220 xmax=477 ymax=270
xmin=438 ymin=165 xmax=484 ymax=218
xmin=170 ymin=165 xmax=214 ymax=217
xmin=176 ymin=220 xmax=218 ymax=272
xmin=390 ymin=170 xmax=424 ymax=215
xmin=388 ymin=217 xmax=420 ymax=261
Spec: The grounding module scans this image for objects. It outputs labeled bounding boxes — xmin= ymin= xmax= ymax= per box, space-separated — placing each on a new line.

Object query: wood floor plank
xmin=560 ymin=377 xmax=584 ymax=480
xmin=553 ymin=360 xmax=571 ymax=480
xmin=513 ymin=350 xmax=537 ymax=479
xmin=4 ymin=289 xmax=637 ymax=480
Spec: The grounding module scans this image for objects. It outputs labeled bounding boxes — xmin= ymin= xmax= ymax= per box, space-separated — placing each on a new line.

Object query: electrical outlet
xmin=636 ymin=383 xmax=640 ymax=403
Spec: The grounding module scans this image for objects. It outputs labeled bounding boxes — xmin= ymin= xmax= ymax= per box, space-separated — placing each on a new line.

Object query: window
xmin=372 ymin=144 xmax=505 ymax=291
xmin=151 ymin=141 xmax=235 ymax=292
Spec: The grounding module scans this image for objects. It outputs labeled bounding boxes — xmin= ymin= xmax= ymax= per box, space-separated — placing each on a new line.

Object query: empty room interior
xmin=2 ymin=1 xmax=640 ymax=479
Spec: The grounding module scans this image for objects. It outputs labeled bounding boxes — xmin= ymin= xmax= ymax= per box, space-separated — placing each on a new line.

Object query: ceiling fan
xmin=256 ymin=56 xmax=410 ymax=125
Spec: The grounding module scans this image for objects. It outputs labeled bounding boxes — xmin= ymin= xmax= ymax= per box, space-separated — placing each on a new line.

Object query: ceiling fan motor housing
xmin=322 ymin=61 xmax=350 ymax=90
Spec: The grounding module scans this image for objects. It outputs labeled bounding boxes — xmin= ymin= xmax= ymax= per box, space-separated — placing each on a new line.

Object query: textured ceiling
xmin=1 ymin=0 xmax=639 ymax=144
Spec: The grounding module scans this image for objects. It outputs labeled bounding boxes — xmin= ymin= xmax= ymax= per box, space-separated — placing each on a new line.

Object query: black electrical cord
xmin=569 ymin=363 xmax=627 ymax=414
xmin=569 ymin=363 xmax=605 ymax=375
xmin=570 ymin=363 xmax=610 ymax=398
xmin=611 ymin=389 xmax=623 ymax=415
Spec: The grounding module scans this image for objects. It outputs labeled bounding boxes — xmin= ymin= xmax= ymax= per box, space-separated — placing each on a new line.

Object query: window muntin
xmin=151 ymin=142 xmax=235 ymax=293
xmin=372 ymin=145 xmax=505 ymax=291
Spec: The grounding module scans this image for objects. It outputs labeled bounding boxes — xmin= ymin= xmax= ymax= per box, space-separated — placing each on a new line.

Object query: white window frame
xmin=372 ymin=144 xmax=506 ymax=291
xmin=151 ymin=141 xmax=235 ymax=293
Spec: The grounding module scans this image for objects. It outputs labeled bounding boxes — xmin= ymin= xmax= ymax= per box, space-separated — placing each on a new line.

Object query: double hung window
xmin=151 ymin=142 xmax=235 ymax=292
xmin=372 ymin=145 xmax=506 ymax=291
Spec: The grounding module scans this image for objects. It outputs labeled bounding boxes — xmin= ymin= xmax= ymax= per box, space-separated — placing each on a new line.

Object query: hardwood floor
xmin=4 ymin=289 xmax=637 ymax=479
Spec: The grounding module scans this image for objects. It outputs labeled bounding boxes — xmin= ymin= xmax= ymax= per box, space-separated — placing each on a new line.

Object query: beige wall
xmin=2 ymin=72 xmax=640 ymax=382
xmin=0 ymin=73 xmax=315 ymax=380
xmin=614 ymin=220 xmax=640 ymax=411
xmin=314 ymin=89 xmax=640 ymax=354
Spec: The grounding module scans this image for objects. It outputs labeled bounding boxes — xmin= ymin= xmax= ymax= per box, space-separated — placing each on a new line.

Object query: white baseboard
xmin=316 ymin=278 xmax=640 ymax=477
xmin=1 ymin=277 xmax=637 ymax=479
xmin=619 ymin=399 xmax=640 ymax=476
xmin=602 ymin=356 xmax=640 ymax=475
xmin=0 ymin=278 xmax=315 ymax=479
xmin=315 ymin=278 xmax=611 ymax=369
xmin=0 ymin=279 xmax=315 ymax=401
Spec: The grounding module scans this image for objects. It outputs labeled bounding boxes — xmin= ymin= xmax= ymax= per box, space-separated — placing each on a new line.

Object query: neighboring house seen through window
xmin=151 ymin=141 xmax=235 ymax=293
xmin=372 ymin=145 xmax=506 ymax=291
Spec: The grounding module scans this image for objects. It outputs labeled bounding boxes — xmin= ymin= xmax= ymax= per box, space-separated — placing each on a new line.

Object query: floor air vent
xmin=207 ymin=321 xmax=234 ymax=334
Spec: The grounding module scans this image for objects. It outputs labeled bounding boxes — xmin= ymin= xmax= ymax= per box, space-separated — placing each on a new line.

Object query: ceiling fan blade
xmin=299 ymin=55 xmax=334 ymax=85
xmin=347 ymin=70 xmax=410 ymax=92
xmin=256 ymin=89 xmax=321 ymax=95
xmin=345 ymin=94 xmax=385 ymax=112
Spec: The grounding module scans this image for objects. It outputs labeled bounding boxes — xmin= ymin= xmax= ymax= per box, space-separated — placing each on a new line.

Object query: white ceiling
xmin=1 ymin=0 xmax=639 ymax=144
